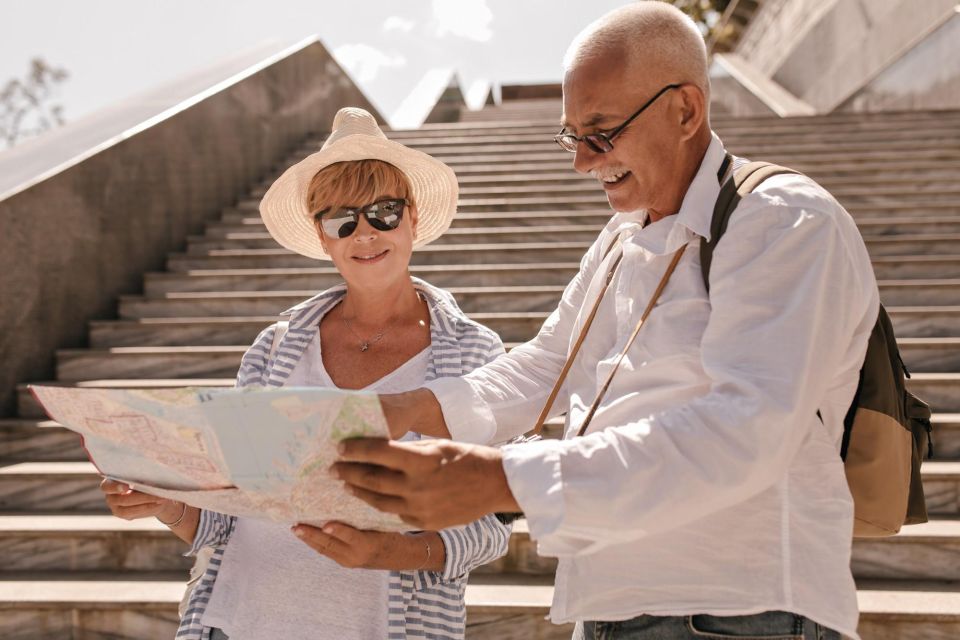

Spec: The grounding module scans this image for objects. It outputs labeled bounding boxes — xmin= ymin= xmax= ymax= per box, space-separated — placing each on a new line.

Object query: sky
xmin=1 ymin=0 xmax=633 ymax=136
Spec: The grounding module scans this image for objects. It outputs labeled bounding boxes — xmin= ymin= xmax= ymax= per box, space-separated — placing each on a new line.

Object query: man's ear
xmin=677 ymin=84 xmax=706 ymax=140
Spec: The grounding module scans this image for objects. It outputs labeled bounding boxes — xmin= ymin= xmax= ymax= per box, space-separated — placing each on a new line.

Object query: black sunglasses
xmin=554 ymin=83 xmax=683 ymax=154
xmin=315 ymin=198 xmax=406 ymax=238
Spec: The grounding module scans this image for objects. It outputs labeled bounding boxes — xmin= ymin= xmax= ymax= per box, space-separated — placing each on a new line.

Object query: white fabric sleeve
xmin=507 ymin=195 xmax=878 ymax=557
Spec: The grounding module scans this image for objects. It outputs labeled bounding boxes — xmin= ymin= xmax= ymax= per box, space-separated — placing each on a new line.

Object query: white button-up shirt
xmin=427 ymin=134 xmax=879 ymax=639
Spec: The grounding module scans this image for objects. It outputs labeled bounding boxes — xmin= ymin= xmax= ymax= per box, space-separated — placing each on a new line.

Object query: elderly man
xmin=333 ymin=3 xmax=878 ymax=639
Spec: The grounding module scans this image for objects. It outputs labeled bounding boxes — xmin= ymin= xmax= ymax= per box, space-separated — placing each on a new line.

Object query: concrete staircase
xmin=3 ymin=103 xmax=960 ymax=638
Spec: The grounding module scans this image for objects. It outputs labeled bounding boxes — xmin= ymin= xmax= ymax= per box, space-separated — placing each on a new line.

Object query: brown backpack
xmin=701 ymin=159 xmax=934 ymax=537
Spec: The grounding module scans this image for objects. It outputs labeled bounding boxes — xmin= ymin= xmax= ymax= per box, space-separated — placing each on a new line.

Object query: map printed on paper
xmin=29 ymin=385 xmax=409 ymax=532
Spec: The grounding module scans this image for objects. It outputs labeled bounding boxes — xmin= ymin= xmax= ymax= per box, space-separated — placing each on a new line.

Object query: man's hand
xmin=379 ymin=389 xmax=450 ymax=440
xmin=292 ymin=522 xmax=444 ymax=571
xmin=332 ymin=438 xmax=520 ymax=530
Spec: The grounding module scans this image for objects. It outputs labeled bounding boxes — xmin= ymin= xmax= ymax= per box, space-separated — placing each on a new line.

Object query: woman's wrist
xmin=157 ymin=501 xmax=186 ymax=526
xmin=405 ymin=532 xmax=445 ymax=572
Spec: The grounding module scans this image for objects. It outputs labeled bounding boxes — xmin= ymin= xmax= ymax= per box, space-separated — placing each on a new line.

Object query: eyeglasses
xmin=315 ymin=198 xmax=407 ymax=238
xmin=554 ymin=83 xmax=683 ymax=154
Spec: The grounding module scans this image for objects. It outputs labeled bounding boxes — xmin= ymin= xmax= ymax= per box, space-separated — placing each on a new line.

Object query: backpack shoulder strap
xmin=699 ymin=161 xmax=803 ymax=292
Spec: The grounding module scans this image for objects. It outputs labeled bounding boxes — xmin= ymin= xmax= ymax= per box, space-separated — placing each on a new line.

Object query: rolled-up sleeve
xmin=503 ymin=193 xmax=879 ymax=557
xmin=186 ymin=510 xmax=237 ymax=556
xmin=430 ymin=514 xmax=511 ymax=584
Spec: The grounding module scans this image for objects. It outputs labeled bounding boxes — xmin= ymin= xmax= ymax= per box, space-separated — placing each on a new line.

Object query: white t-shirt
xmin=202 ymin=328 xmax=430 ymax=640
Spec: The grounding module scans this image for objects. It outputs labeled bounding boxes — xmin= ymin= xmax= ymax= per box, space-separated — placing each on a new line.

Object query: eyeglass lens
xmin=320 ymin=199 xmax=406 ymax=238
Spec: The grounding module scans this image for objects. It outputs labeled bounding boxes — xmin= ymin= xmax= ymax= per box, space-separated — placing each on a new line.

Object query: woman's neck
xmin=340 ymin=278 xmax=424 ymax=329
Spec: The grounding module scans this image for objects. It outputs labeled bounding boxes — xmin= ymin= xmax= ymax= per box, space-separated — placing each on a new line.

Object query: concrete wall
xmin=733 ymin=0 xmax=959 ymax=113
xmin=0 ymin=38 xmax=380 ymax=416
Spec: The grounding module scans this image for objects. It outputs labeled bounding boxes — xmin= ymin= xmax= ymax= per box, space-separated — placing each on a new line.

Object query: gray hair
xmin=563 ymin=2 xmax=710 ymax=100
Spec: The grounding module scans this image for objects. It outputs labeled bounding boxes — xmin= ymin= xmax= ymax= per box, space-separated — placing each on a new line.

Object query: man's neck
xmin=647 ymin=129 xmax=713 ymax=223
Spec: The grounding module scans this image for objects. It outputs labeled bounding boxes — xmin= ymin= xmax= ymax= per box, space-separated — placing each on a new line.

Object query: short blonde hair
xmin=307 ymin=159 xmax=415 ymax=222
xmin=563 ymin=2 xmax=710 ymax=101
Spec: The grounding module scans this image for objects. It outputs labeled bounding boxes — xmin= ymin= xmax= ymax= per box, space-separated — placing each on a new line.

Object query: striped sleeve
xmin=419 ymin=319 xmax=512 ymax=584
xmin=186 ymin=509 xmax=237 ymax=555
xmin=435 ymin=513 xmax=511 ymax=582
xmin=235 ymin=324 xmax=277 ymax=388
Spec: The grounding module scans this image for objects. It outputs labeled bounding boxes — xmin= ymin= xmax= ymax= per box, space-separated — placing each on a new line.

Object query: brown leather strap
xmin=527 ymin=230 xmax=629 ymax=436
xmin=575 ymin=243 xmax=688 ymax=437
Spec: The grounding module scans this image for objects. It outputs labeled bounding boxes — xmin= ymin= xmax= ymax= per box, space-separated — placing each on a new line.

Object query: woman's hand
xmin=100 ymin=477 xmax=181 ymax=521
xmin=99 ymin=478 xmax=200 ymax=544
xmin=292 ymin=522 xmax=444 ymax=572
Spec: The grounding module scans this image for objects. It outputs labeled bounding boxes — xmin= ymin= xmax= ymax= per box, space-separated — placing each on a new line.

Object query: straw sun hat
xmin=259 ymin=107 xmax=459 ymax=260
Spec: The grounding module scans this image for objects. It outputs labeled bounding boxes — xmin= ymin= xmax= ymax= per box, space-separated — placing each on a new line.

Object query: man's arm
xmin=338 ymin=187 xmax=879 ymax=549
xmin=380 ymin=388 xmax=450 ymax=439
xmin=384 ymin=226 xmax=621 ymax=443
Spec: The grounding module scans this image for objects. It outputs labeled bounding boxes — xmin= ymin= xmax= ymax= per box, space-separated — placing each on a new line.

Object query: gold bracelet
xmin=158 ymin=502 xmax=187 ymax=527
xmin=415 ymin=535 xmax=432 ymax=571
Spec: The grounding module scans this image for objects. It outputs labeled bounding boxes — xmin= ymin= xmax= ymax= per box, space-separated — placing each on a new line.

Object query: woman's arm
xmin=292 ymin=523 xmax=445 ymax=572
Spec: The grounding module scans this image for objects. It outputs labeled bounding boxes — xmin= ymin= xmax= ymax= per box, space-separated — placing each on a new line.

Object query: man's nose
xmin=572 ymin=141 xmax=600 ymax=175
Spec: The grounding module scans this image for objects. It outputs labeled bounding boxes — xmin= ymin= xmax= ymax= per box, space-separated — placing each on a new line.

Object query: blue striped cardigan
xmin=177 ymin=278 xmax=512 ymax=639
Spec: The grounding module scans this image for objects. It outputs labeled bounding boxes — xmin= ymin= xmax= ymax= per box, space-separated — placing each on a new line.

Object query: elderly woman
xmin=100 ymin=107 xmax=511 ymax=639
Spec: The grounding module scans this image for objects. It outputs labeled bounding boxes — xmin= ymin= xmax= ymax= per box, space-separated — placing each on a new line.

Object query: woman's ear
xmin=315 ymin=222 xmax=329 ymax=253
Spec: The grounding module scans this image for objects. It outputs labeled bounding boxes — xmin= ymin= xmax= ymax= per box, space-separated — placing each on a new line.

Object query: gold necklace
xmin=339 ymin=293 xmax=422 ymax=352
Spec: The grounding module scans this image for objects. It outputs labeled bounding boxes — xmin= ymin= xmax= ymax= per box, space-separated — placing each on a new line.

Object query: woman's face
xmin=317 ymin=194 xmax=419 ymax=291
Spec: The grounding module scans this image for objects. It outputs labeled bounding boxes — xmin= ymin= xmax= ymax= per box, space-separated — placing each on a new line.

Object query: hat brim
xmin=259 ymin=134 xmax=459 ymax=260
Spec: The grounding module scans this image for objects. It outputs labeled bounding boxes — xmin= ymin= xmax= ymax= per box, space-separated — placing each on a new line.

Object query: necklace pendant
xmin=360 ymin=342 xmax=369 ymax=352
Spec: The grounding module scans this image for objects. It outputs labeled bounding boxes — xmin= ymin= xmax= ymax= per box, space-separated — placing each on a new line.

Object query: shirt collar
xmin=673 ymin=132 xmax=728 ymax=242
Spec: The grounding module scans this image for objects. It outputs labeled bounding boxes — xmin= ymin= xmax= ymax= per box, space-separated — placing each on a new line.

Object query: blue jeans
xmin=572 ymin=611 xmax=840 ymax=639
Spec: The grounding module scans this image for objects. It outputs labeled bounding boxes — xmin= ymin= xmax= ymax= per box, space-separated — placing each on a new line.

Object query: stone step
xmin=148 ymin=262 xmax=581 ymax=298
xmin=107 ymin=305 xmax=548 ymax=341
xmin=167 ymin=242 xmax=960 ymax=274
xmin=0 ymin=572 xmax=571 ymax=640
xmin=227 ymin=194 xmax=958 ymax=218
xmin=386 ymin=137 xmax=959 ymax=158
xmin=247 ymin=178 xmax=960 ymax=202
xmin=256 ymin=161 xmax=958 ymax=187
xmin=0 ymin=571 xmax=185 ymax=640
xmin=186 ymin=225 xmax=602 ymax=252
xmin=386 ymin=115 xmax=960 ymax=139
xmin=133 ymin=280 xmax=960 ymax=316
xmin=0 ymin=515 xmax=190 ymax=572
xmin=95 ymin=303 xmax=960 ymax=350
xmin=0 ymin=571 xmax=957 ymax=640
xmin=0 ymin=419 xmax=84 ymax=462
xmin=186 ymin=228 xmax=960 ymax=259
xmin=52 ymin=337 xmax=960 ymax=382
xmin=167 ymin=242 xmax=592 ymax=270
xmin=0 ymin=462 xmax=118 ymax=514
xmin=204 ymin=214 xmax=960 ymax=244
xmin=382 ymin=122 xmax=960 ymax=144
xmin=310 ymin=160 xmax=960 ymax=183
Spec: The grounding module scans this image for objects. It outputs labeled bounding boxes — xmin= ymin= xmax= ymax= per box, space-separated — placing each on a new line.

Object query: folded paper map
xmin=29 ymin=385 xmax=408 ymax=531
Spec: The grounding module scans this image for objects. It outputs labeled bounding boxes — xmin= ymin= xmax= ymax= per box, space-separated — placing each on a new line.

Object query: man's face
xmin=561 ymin=57 xmax=681 ymax=214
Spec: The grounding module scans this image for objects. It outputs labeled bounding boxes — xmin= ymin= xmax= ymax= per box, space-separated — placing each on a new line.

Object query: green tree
xmin=665 ymin=0 xmax=738 ymax=51
xmin=0 ymin=58 xmax=70 ymax=148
